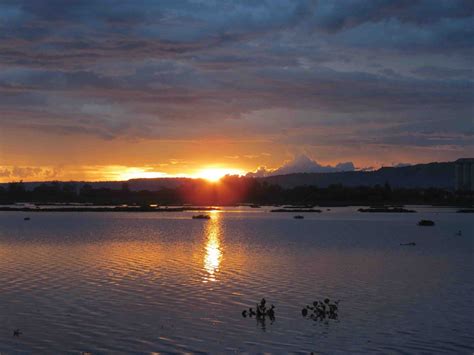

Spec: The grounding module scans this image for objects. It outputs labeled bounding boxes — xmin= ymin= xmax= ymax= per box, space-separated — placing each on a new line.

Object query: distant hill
xmin=0 ymin=161 xmax=457 ymax=191
xmin=0 ymin=178 xmax=193 ymax=192
xmin=125 ymin=177 xmax=192 ymax=190
xmin=258 ymin=162 xmax=455 ymax=189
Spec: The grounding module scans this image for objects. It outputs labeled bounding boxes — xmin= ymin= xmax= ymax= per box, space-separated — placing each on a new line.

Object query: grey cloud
xmin=392 ymin=163 xmax=411 ymax=168
xmin=0 ymin=0 xmax=472 ymax=158
xmin=310 ymin=0 xmax=474 ymax=33
xmin=412 ymin=65 xmax=474 ymax=79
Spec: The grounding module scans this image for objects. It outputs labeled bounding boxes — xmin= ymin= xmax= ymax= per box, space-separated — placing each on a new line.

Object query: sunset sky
xmin=0 ymin=0 xmax=473 ymax=182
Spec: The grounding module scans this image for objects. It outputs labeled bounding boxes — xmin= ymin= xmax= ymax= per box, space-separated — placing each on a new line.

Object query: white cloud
xmin=247 ymin=154 xmax=355 ymax=177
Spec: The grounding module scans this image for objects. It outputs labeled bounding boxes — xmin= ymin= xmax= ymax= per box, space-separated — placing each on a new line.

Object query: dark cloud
xmin=310 ymin=0 xmax=474 ymax=32
xmin=412 ymin=65 xmax=474 ymax=79
xmin=0 ymin=0 xmax=472 ymax=159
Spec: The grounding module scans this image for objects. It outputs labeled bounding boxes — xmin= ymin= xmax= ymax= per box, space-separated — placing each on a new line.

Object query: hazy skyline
xmin=0 ymin=0 xmax=473 ymax=182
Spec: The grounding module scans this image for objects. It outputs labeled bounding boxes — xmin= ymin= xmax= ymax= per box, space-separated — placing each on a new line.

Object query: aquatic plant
xmin=192 ymin=214 xmax=211 ymax=219
xmin=301 ymin=298 xmax=339 ymax=321
xmin=271 ymin=209 xmax=321 ymax=213
xmin=417 ymin=219 xmax=435 ymax=226
xmin=242 ymin=298 xmax=276 ymax=323
xmin=358 ymin=207 xmax=415 ymax=213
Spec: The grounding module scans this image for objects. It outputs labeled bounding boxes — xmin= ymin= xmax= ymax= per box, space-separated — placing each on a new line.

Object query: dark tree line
xmin=0 ymin=177 xmax=471 ymax=206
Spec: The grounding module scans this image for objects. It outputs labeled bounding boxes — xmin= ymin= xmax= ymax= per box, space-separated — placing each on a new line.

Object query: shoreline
xmin=0 ymin=206 xmax=219 ymax=213
xmin=1 ymin=205 xmax=472 ymax=213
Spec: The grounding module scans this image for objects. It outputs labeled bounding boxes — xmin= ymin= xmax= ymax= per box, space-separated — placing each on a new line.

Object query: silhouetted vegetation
xmin=192 ymin=214 xmax=211 ymax=219
xmin=358 ymin=207 xmax=415 ymax=213
xmin=242 ymin=298 xmax=276 ymax=329
xmin=457 ymin=209 xmax=474 ymax=213
xmin=418 ymin=219 xmax=435 ymax=226
xmin=0 ymin=177 xmax=472 ymax=207
xmin=301 ymin=298 xmax=339 ymax=321
xmin=271 ymin=208 xmax=322 ymax=213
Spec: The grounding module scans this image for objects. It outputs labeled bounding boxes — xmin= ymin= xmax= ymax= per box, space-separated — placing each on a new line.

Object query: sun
xmin=195 ymin=167 xmax=244 ymax=182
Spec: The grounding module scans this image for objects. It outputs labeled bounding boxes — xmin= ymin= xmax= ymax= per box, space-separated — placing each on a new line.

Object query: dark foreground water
xmin=0 ymin=207 xmax=472 ymax=353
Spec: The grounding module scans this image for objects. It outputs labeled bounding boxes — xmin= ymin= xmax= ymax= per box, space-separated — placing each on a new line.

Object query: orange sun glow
xmin=194 ymin=167 xmax=244 ymax=182
xmin=115 ymin=168 xmax=170 ymax=181
xmin=111 ymin=166 xmax=244 ymax=182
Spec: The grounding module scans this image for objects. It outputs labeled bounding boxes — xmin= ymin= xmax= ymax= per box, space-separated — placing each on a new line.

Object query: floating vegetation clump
xmin=242 ymin=298 xmax=276 ymax=323
xmin=271 ymin=209 xmax=321 ymax=213
xmin=192 ymin=214 xmax=211 ymax=220
xmin=358 ymin=207 xmax=415 ymax=213
xmin=417 ymin=219 xmax=435 ymax=226
xmin=301 ymin=298 xmax=339 ymax=321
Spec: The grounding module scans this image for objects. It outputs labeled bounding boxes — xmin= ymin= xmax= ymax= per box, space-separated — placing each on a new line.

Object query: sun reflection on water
xmin=203 ymin=211 xmax=223 ymax=282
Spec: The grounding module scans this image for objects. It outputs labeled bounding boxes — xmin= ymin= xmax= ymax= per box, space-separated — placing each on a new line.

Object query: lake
xmin=0 ymin=207 xmax=472 ymax=353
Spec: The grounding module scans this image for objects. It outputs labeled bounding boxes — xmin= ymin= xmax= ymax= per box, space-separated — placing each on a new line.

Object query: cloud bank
xmin=0 ymin=0 xmax=472 ymax=177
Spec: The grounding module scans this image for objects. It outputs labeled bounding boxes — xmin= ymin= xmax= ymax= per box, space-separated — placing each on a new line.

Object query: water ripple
xmin=0 ymin=209 xmax=472 ymax=352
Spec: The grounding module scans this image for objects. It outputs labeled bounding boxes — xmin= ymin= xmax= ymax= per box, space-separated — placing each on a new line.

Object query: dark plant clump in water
xmin=457 ymin=209 xmax=474 ymax=213
xmin=301 ymin=298 xmax=339 ymax=321
xmin=417 ymin=219 xmax=435 ymax=226
xmin=192 ymin=214 xmax=211 ymax=219
xmin=271 ymin=209 xmax=321 ymax=213
xmin=242 ymin=298 xmax=276 ymax=323
xmin=358 ymin=207 xmax=415 ymax=213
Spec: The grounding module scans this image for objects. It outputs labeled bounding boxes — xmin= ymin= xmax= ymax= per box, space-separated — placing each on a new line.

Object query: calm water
xmin=0 ymin=207 xmax=472 ymax=353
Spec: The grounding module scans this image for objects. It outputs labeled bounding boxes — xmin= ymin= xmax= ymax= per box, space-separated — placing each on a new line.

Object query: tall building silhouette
xmin=455 ymin=158 xmax=474 ymax=191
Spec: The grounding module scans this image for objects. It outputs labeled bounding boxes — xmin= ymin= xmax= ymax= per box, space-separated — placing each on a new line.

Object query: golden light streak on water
xmin=203 ymin=210 xmax=223 ymax=282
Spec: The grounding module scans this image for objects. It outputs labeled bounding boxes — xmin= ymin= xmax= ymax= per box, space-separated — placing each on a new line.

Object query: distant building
xmin=455 ymin=158 xmax=474 ymax=191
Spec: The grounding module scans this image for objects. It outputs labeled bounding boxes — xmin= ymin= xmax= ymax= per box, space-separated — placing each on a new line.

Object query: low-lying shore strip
xmin=0 ymin=206 xmax=218 ymax=212
xmin=358 ymin=207 xmax=416 ymax=213
xmin=270 ymin=208 xmax=322 ymax=213
xmin=1 ymin=205 xmax=470 ymax=213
